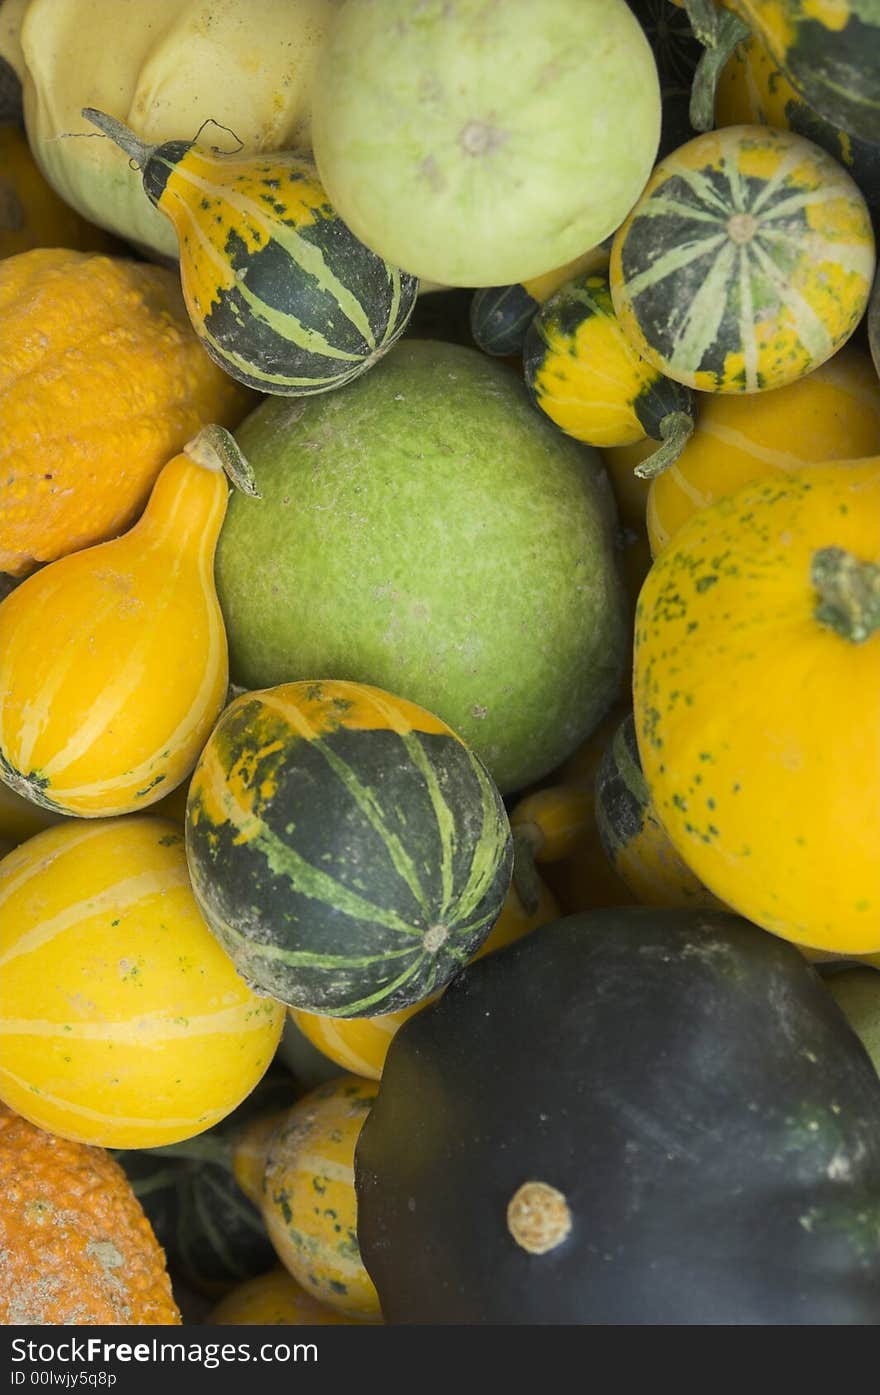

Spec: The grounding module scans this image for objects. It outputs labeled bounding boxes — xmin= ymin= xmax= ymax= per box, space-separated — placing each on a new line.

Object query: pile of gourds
xmin=2 ymin=0 xmax=880 ymax=1329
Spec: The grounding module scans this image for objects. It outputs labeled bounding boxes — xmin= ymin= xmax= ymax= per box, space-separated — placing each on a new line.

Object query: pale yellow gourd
xmin=0 ymin=426 xmax=255 ymax=818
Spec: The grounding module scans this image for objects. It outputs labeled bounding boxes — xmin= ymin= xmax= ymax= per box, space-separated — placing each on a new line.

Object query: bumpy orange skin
xmin=0 ymin=248 xmax=252 ymax=575
xmin=0 ymin=1102 xmax=180 ymax=1325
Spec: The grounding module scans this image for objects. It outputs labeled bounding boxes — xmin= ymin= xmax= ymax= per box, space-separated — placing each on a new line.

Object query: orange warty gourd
xmin=0 ymin=248 xmax=252 ymax=576
xmin=0 ymin=1102 xmax=180 ymax=1325
xmin=0 ymin=426 xmax=254 ymax=818
xmin=633 ymin=458 xmax=880 ymax=955
xmin=0 ymin=124 xmax=117 ymax=259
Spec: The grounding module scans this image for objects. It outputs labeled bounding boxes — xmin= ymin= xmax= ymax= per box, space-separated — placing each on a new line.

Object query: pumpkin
xmin=216 ymin=339 xmax=628 ymax=795
xmin=470 ymin=244 xmax=610 ymax=359
xmin=207 ymin=1268 xmax=367 ymax=1325
xmin=0 ymin=427 xmax=254 ymax=818
xmin=356 ymin=907 xmax=880 ymax=1324
xmin=234 ymin=1075 xmax=381 ymax=1321
xmin=0 ymin=1101 xmax=181 ymax=1325
xmin=609 ymin=124 xmax=875 ymax=394
xmin=715 ymin=30 xmax=880 ymax=217
xmin=186 ymin=680 xmax=513 ymax=1017
xmin=83 ymin=110 xmax=419 ymax=397
xmin=633 ymin=458 xmax=880 ymax=955
xmin=523 ymin=270 xmax=696 ymax=477
xmin=0 ymin=248 xmax=252 ymax=577
xmin=643 ymin=345 xmax=880 ymax=553
xmin=0 ymin=0 xmax=338 ymax=259
xmin=0 ymin=817 xmax=285 ymax=1148
xmin=310 ymin=0 xmax=661 ymax=287
xmin=289 ymin=873 xmax=560 ymax=1081
xmin=0 ymin=123 xmax=116 ymax=258
xmin=596 ymin=712 xmax=727 ymax=910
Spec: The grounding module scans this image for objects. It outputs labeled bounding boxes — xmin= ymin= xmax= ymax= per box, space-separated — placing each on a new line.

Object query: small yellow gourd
xmin=0 ymin=426 xmax=256 ymax=817
xmin=207 ymin=1268 xmax=369 ymax=1326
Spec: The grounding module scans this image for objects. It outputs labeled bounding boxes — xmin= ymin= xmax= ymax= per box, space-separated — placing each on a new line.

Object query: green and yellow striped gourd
xmin=610 ymin=124 xmax=875 ymax=394
xmin=82 ymin=109 xmax=418 ymax=396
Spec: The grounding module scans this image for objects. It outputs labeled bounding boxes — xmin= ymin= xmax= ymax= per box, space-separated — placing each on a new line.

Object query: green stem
xmin=80 ymin=107 xmax=154 ymax=167
xmin=684 ymin=5 xmax=751 ymax=132
xmin=184 ymin=424 xmax=261 ymax=498
xmin=813 ymin=547 xmax=880 ymax=643
xmin=634 ymin=410 xmax=695 ymax=480
xmin=512 ymin=829 xmax=542 ymax=917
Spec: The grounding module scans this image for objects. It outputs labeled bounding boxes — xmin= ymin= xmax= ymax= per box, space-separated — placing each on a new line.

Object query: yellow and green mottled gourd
xmin=633 ymin=457 xmax=880 ymax=955
xmin=470 ymin=243 xmax=610 ymax=358
xmin=0 ymin=817 xmax=285 ymax=1148
xmin=233 ymin=1076 xmax=381 ymax=1320
xmin=644 ymin=345 xmax=880 ymax=554
xmin=81 ymin=108 xmax=418 ymax=397
xmin=610 ymin=124 xmax=875 ymax=394
xmin=0 ymin=426 xmax=252 ymax=818
xmin=207 ymin=1268 xmax=371 ymax=1325
xmin=523 ymin=270 xmax=696 ymax=476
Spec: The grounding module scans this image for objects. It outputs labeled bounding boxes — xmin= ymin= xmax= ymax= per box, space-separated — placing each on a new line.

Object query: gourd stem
xmin=684 ymin=5 xmax=751 ymax=132
xmin=512 ymin=829 xmax=542 ymax=917
xmin=813 ymin=547 xmax=880 ymax=643
xmin=80 ymin=107 xmax=154 ymax=167
xmin=634 ymin=411 xmax=695 ymax=480
xmin=142 ymin=1136 xmax=234 ymax=1171
xmin=184 ymin=424 xmax=261 ymax=498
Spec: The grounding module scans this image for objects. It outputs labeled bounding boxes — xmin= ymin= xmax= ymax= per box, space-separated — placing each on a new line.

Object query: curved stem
xmin=80 ymin=107 xmax=154 ymax=167
xmin=634 ymin=411 xmax=695 ymax=480
xmin=684 ymin=6 xmax=751 ymax=132
xmin=813 ymin=547 xmax=880 ymax=643
xmin=184 ymin=424 xmax=261 ymax=498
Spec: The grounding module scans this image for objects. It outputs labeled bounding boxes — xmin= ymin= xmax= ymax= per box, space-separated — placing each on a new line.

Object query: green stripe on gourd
xmin=185 ymin=682 xmax=513 ymax=1017
xmin=610 ymin=123 xmax=875 ymax=394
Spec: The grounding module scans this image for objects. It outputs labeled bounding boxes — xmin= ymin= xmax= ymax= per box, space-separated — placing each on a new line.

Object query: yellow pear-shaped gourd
xmin=0 ymin=426 xmax=256 ymax=817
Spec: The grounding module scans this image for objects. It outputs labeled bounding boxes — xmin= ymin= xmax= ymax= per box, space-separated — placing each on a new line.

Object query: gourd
xmin=215 ymin=339 xmax=629 ymax=795
xmin=633 ymin=458 xmax=880 ymax=955
xmin=0 ymin=817 xmax=285 ymax=1148
xmin=595 ymin=712 xmax=727 ymax=910
xmin=289 ymin=873 xmax=560 ymax=1081
xmin=0 ymin=248 xmax=252 ymax=576
xmin=356 ymin=907 xmax=880 ymax=1324
xmin=715 ymin=30 xmax=880 ymax=217
xmin=0 ymin=123 xmax=116 ymax=258
xmin=309 ymin=0 xmax=662 ymax=287
xmin=627 ymin=0 xmax=703 ymax=158
xmin=0 ymin=780 xmax=64 ymax=845
xmin=0 ymin=1102 xmax=180 ymax=1325
xmin=233 ymin=1075 xmax=382 ymax=1321
xmin=185 ymin=680 xmax=513 ymax=1017
xmin=470 ymin=244 xmax=610 ymax=359
xmin=609 ymin=125 xmax=875 ymax=394
xmin=82 ymin=109 xmax=418 ymax=397
xmin=870 ymin=273 xmax=880 ymax=380
xmin=207 ymin=1269 xmax=367 ymax=1325
xmin=523 ymin=270 xmax=696 ymax=477
xmin=0 ymin=0 xmax=339 ymax=259
xmin=828 ymin=970 xmax=880 ymax=1076
xmin=0 ymin=426 xmax=254 ymax=818
xmin=643 ymin=345 xmax=880 ymax=554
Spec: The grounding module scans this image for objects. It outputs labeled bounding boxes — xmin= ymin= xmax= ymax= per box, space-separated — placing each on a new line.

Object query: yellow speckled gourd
xmin=644 ymin=346 xmax=880 ymax=555
xmin=610 ymin=125 xmax=875 ymax=394
xmin=0 ymin=817 xmax=285 ymax=1148
xmin=207 ymin=1267 xmax=370 ymax=1326
xmin=633 ymin=458 xmax=880 ymax=955
xmin=0 ymin=248 xmax=252 ymax=576
xmin=0 ymin=123 xmax=116 ymax=258
xmin=289 ymin=874 xmax=560 ymax=1081
xmin=233 ymin=1075 xmax=381 ymax=1321
xmin=0 ymin=427 xmax=253 ymax=818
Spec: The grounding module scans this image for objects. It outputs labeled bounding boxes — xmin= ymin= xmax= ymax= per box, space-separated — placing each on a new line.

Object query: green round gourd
xmin=216 ymin=339 xmax=628 ymax=796
xmin=185 ymin=680 xmax=513 ymax=1017
xmin=310 ymin=0 xmax=661 ymax=287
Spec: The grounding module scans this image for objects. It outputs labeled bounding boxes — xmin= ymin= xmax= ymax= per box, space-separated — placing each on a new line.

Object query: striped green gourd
xmin=81 ymin=108 xmax=418 ymax=396
xmin=185 ymin=680 xmax=514 ymax=1017
xmin=610 ymin=123 xmax=875 ymax=394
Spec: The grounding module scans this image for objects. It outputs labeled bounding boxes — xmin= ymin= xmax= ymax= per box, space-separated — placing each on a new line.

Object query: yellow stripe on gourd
xmin=531 ymin=306 xmax=657 ymax=447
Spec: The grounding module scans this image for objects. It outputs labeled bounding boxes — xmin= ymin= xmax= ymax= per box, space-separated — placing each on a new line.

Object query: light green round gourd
xmin=310 ymin=0 xmax=661 ymax=287
xmin=216 ymin=339 xmax=628 ymax=795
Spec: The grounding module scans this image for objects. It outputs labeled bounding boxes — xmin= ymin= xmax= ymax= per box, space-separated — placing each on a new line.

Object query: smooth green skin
xmin=216 ymin=340 xmax=628 ymax=795
xmin=829 ymin=970 xmax=880 ymax=1078
xmin=310 ymin=0 xmax=661 ymax=287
